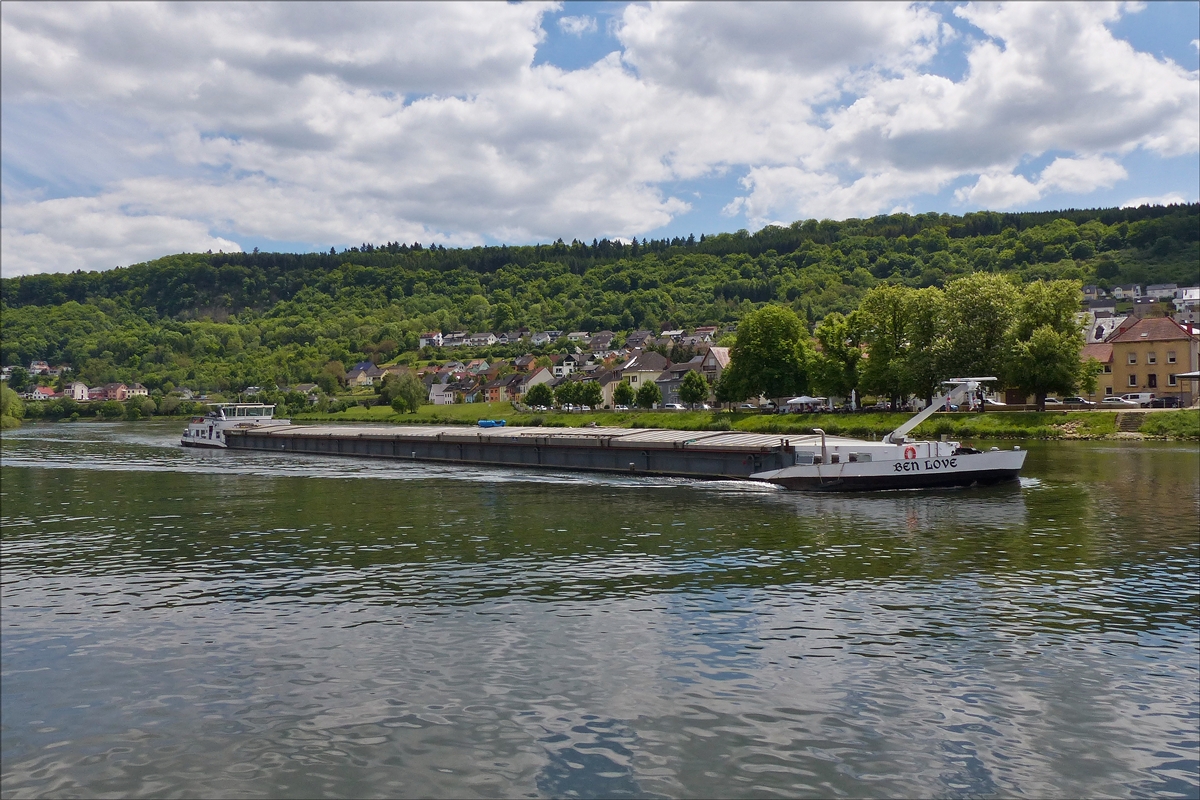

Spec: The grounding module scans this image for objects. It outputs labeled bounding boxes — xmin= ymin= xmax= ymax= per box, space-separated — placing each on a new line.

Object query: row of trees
xmin=719 ymin=276 xmax=1096 ymax=410
xmin=2 ymin=205 xmax=1194 ymax=395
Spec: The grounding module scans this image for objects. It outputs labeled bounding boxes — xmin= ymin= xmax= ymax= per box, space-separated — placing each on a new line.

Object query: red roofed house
xmin=1107 ymin=316 xmax=1199 ymax=405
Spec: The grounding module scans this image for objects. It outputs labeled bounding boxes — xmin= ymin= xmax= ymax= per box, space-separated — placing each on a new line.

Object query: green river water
xmin=2 ymin=420 xmax=1197 ymax=798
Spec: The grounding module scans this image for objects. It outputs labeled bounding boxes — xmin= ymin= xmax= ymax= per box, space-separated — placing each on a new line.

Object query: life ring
xmin=904 ymin=446 xmax=917 ymax=460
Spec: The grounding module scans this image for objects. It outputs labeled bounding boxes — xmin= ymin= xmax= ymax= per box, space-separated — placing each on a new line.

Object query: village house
xmin=700 ymin=346 xmax=731 ymax=385
xmin=656 ymin=357 xmax=705 ymax=405
xmin=1173 ymin=287 xmax=1200 ymax=323
xmin=1108 ymin=316 xmax=1200 ymax=405
xmin=469 ymin=332 xmax=497 ymax=347
xmin=419 ymin=332 xmax=443 ymax=348
xmin=1080 ymin=343 xmax=1115 ymax=400
xmin=346 ymin=362 xmax=385 ymax=387
xmin=443 ymin=332 xmax=469 ymax=347
xmin=618 ymin=351 xmax=671 ymax=390
xmin=693 ymin=325 xmax=719 ymax=339
xmin=98 ymin=383 xmax=129 ymax=401
xmin=127 ymin=383 xmax=149 ymax=397
xmin=429 ymin=383 xmax=456 ymax=405
xmin=567 ymin=331 xmax=590 ymax=343
xmin=589 ymin=331 xmax=615 ymax=352
xmin=660 ymin=329 xmax=684 ymax=341
xmin=1082 ymin=285 xmax=1105 ymax=301
xmin=28 ymin=385 xmax=58 ymax=400
xmin=64 ymin=381 xmax=90 ymax=401
xmin=514 ymin=354 xmax=537 ymax=372
xmin=28 ymin=360 xmax=51 ymax=375
xmin=1085 ymin=298 xmax=1117 ymax=315
xmin=1145 ymin=283 xmax=1179 ymax=300
xmin=1111 ymin=284 xmax=1143 ymax=300
xmin=624 ymin=330 xmax=653 ymax=350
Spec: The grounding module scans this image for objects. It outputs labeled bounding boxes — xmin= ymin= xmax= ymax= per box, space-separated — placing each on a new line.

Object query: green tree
xmin=713 ymin=372 xmax=746 ymax=408
xmin=1006 ymin=279 xmax=1086 ymax=409
xmin=678 ymin=369 xmax=709 ymax=408
xmin=635 ymin=379 xmax=662 ymax=409
xmin=1007 ymin=326 xmax=1085 ymax=409
xmin=1 ymin=385 xmax=24 ymax=429
xmin=722 ymin=305 xmax=811 ymax=402
xmin=857 ymin=284 xmax=914 ymax=407
xmin=389 ymin=373 xmax=426 ymax=413
xmin=811 ymin=311 xmax=863 ymax=401
xmin=7 ymin=367 xmax=30 ymax=393
xmin=555 ymin=380 xmax=580 ymax=408
xmin=578 ymin=381 xmax=603 ymax=408
xmin=941 ymin=273 xmax=1019 ymax=382
xmin=316 ymin=372 xmax=339 ymax=395
xmin=613 ymin=379 xmax=634 ymax=407
xmin=902 ymin=287 xmax=947 ymax=404
xmin=525 ymin=382 xmax=553 ymax=407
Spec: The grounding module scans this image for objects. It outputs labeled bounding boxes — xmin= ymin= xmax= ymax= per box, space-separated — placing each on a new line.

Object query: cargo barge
xmin=218 ymin=380 xmax=1023 ymax=491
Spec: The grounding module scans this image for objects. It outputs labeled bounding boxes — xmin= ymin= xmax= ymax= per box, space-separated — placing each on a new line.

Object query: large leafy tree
xmin=613 ymin=379 xmax=634 ymax=407
xmin=578 ymin=381 xmax=603 ymax=408
xmin=903 ymin=287 xmax=947 ymax=404
xmin=524 ymin=382 xmax=553 ymax=407
xmin=1006 ymin=279 xmax=1087 ymax=409
xmin=941 ymin=273 xmax=1019 ymax=381
xmin=722 ymin=305 xmax=811 ymax=402
xmin=388 ymin=372 xmax=426 ymax=413
xmin=857 ymin=284 xmax=914 ymax=407
xmin=678 ymin=370 xmax=709 ymax=408
xmin=811 ymin=311 xmax=863 ymax=401
xmin=635 ymin=380 xmax=662 ymax=409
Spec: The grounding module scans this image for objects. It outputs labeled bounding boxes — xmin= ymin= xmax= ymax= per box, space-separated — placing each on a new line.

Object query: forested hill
xmin=1 ymin=204 xmax=1197 ymax=391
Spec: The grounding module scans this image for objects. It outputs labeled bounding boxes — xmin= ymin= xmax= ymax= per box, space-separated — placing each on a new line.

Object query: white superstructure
xmin=180 ymin=403 xmax=290 ymax=449
xmin=749 ymin=378 xmax=1026 ymax=490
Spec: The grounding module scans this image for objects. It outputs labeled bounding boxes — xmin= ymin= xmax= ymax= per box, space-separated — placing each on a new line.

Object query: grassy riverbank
xmin=291 ymin=404 xmax=1200 ymax=440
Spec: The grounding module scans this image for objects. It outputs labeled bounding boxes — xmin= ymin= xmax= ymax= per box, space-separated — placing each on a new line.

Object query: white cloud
xmin=953 ymin=156 xmax=1129 ymax=208
xmin=1122 ymin=192 xmax=1189 ymax=208
xmin=1 ymin=1 xmax=1196 ymax=276
xmin=558 ymin=15 xmax=597 ymax=36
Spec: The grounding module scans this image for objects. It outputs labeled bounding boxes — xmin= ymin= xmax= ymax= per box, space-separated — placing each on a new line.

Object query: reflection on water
xmin=2 ymin=421 xmax=1197 ymax=799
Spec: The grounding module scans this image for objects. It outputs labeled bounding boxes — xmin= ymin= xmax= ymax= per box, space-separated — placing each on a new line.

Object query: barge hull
xmin=226 ymin=425 xmax=785 ymax=480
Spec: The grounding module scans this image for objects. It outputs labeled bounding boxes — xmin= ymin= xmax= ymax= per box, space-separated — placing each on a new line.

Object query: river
xmin=2 ymin=420 xmax=1197 ymax=798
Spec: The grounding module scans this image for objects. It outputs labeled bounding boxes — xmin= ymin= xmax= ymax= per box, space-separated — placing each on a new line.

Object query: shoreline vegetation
xmin=285 ymin=403 xmax=1200 ymax=441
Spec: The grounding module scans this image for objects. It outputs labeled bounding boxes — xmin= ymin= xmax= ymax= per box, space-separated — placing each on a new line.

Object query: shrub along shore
xmin=290 ymin=404 xmax=1200 ymax=441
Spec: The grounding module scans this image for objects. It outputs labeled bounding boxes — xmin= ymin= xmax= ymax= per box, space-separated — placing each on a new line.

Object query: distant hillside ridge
xmin=3 ymin=204 xmax=1196 ymax=320
xmin=1 ymin=204 xmax=1197 ymax=392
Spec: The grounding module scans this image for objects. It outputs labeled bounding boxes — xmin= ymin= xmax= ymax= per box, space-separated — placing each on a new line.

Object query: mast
xmin=883 ymin=377 xmax=995 ymax=444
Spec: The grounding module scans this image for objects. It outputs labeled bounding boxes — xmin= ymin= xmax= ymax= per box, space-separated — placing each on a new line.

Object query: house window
xmin=1127 ymin=352 xmax=1137 ymax=364
xmin=630 ymin=375 xmax=637 ymax=383
xmin=1147 ymin=352 xmax=1156 ymax=364
xmin=1148 ymin=374 xmax=1157 ymax=388
xmin=1167 ymin=351 xmax=1176 ymax=364
xmin=1128 ymin=374 xmax=1138 ymax=387
xmin=1169 ymin=374 xmax=1177 ymax=386
xmin=1103 ymin=364 xmax=1112 ymax=373
xmin=1105 ymin=386 xmax=1113 ymax=395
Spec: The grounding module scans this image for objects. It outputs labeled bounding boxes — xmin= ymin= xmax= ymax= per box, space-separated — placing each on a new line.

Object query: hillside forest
xmin=1 ymin=205 xmax=1196 ymax=398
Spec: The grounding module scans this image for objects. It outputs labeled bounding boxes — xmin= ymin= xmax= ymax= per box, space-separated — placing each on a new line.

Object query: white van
xmin=1121 ymin=392 xmax=1156 ymax=407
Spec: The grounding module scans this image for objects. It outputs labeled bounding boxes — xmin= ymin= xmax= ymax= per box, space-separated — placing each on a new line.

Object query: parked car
xmin=1149 ymin=396 xmax=1181 ymax=408
xmin=614 ymin=404 xmax=630 ymax=411
xmin=1043 ymin=397 xmax=1063 ymax=405
xmin=1062 ymin=396 xmax=1096 ymax=406
xmin=1121 ymin=392 xmax=1156 ymax=407
xmin=1101 ymin=396 xmax=1138 ymax=407
xmin=982 ymin=398 xmax=1007 ymax=407
xmin=738 ymin=403 xmax=758 ymax=410
xmin=662 ymin=403 xmax=687 ymax=411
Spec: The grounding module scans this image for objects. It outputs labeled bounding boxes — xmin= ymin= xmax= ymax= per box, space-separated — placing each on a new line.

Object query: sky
xmin=1 ymin=1 xmax=1198 ymax=277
